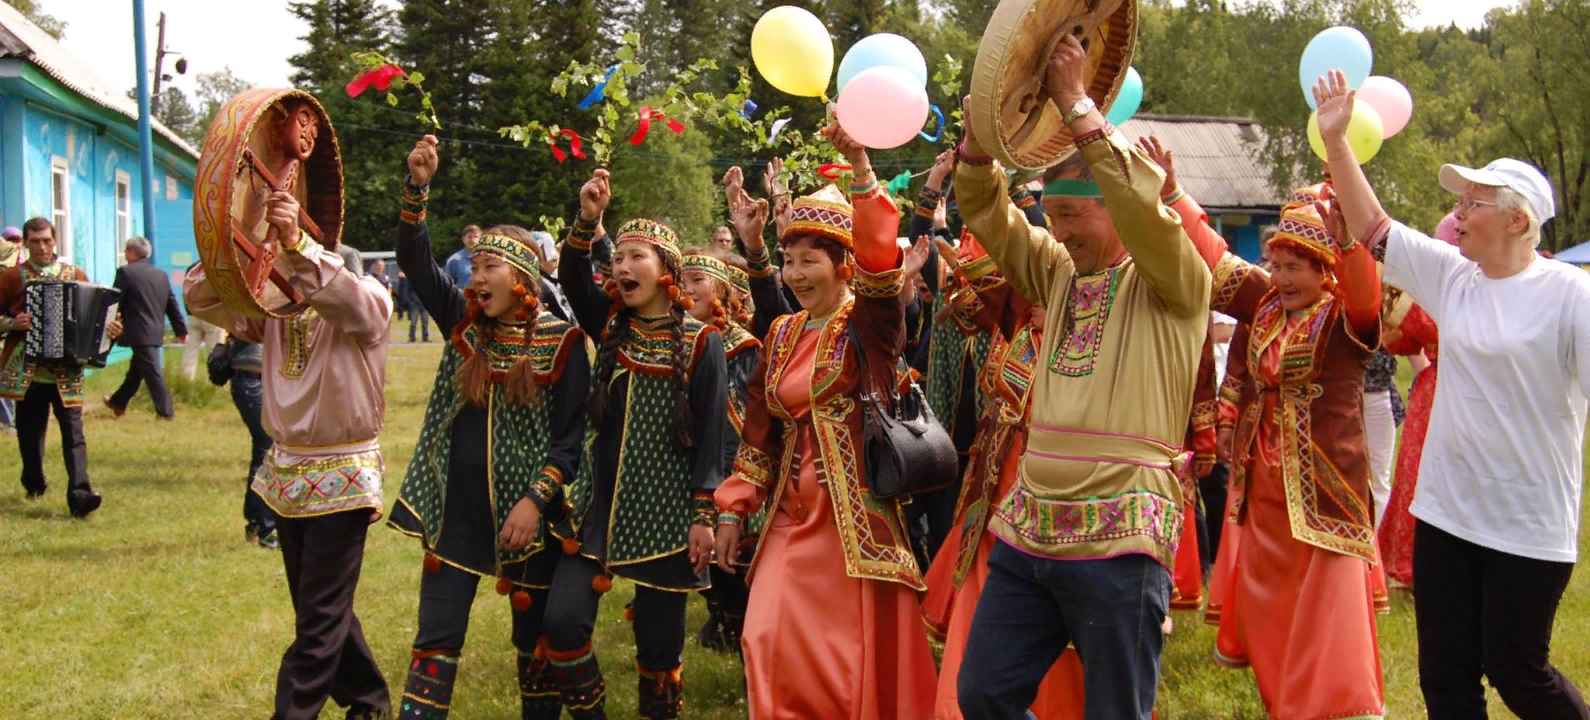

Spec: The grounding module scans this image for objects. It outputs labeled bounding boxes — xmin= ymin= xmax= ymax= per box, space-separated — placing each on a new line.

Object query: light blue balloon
xmin=1106 ymin=67 xmax=1143 ymax=125
xmin=1299 ymin=26 xmax=1373 ymax=109
xmin=837 ymin=33 xmax=927 ymax=93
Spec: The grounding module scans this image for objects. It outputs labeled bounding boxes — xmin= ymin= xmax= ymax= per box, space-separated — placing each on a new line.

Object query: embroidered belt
xmin=1025 ymin=425 xmax=1192 ymax=479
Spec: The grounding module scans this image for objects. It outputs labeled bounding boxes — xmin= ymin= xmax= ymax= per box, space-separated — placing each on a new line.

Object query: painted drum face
xmin=193 ymin=88 xmax=344 ymax=318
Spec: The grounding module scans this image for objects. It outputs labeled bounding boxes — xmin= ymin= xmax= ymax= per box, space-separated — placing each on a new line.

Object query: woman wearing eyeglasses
xmin=1317 ymin=69 xmax=1590 ymax=719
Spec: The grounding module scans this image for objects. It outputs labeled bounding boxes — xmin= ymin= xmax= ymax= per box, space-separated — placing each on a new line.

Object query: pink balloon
xmin=1358 ymin=76 xmax=1413 ymax=139
xmin=1435 ymin=212 xmax=1460 ymax=246
xmin=834 ymin=66 xmax=929 ymax=149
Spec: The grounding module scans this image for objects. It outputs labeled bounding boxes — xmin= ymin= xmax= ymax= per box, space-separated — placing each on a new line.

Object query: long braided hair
xmin=587 ymin=245 xmax=697 ymax=450
xmin=452 ymin=225 xmax=546 ymax=408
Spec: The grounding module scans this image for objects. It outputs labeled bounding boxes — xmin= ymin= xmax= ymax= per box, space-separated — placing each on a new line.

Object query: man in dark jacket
xmin=105 ymin=236 xmax=187 ymax=419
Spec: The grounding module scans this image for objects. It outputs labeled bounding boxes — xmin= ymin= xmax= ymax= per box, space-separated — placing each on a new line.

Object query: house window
xmin=50 ymin=156 xmax=70 ymax=262
xmin=115 ymin=171 xmax=131 ymax=266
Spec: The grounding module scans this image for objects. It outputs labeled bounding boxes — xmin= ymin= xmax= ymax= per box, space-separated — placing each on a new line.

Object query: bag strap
xmin=845 ymin=320 xmax=896 ymax=413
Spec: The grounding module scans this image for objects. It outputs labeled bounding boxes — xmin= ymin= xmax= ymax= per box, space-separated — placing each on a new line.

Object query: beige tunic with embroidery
xmin=954 ymin=129 xmax=1212 ymax=567
xmin=184 ymin=234 xmax=393 ymax=518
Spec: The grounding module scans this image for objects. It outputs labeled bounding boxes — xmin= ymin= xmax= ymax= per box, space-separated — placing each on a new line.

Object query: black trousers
xmin=1413 ymin=520 xmax=1590 ymax=720
xmin=109 ymin=345 xmax=173 ymax=417
xmin=413 ymin=556 xmax=555 ymax=653
xmin=272 ymin=509 xmax=390 ymax=720
xmin=1198 ymin=462 xmax=1231 ymax=574
xmin=16 ymin=381 xmax=91 ymax=501
xmin=542 ymin=553 xmax=688 ymax=671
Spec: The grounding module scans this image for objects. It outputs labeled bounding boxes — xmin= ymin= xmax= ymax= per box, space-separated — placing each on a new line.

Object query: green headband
xmin=472 ymin=233 xmax=542 ymax=282
xmin=1042 ymin=177 xmax=1103 ymax=198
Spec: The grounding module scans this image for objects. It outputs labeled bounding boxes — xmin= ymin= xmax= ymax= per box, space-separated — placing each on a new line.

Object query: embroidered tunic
xmin=953 ymin=128 xmax=1220 ymax=567
xmin=386 ymin=189 xmax=591 ymax=585
xmin=186 ymin=233 xmax=393 ymax=519
xmin=557 ymin=223 xmax=728 ymax=591
xmin=0 ymin=260 xmax=93 ymax=405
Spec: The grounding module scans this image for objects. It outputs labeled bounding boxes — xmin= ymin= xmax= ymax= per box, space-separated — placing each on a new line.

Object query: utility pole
xmin=151 ymin=12 xmax=166 ymax=115
xmin=133 ymin=0 xmax=156 ymax=248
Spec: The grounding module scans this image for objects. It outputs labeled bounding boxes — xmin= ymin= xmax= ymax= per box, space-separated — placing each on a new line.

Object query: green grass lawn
xmin=0 ymin=345 xmax=1584 ymax=718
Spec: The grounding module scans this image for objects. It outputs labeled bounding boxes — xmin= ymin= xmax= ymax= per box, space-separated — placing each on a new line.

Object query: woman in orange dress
xmin=712 ymin=123 xmax=937 ymax=720
xmin=1376 ymin=213 xmax=1455 ymax=590
xmin=1208 ymin=196 xmax=1386 ymax=720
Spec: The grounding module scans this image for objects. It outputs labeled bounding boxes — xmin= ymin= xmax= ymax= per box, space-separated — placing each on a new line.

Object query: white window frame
xmin=115 ymin=170 xmax=131 ymax=266
xmin=49 ymin=156 xmax=70 ymax=263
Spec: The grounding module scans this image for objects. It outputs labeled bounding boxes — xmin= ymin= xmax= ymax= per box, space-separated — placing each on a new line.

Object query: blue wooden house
xmin=0 ymin=3 xmax=199 ymax=289
xmin=1119 ymin=114 xmax=1286 ymax=262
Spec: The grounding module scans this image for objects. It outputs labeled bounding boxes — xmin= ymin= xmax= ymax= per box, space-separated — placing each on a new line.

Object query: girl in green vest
xmin=388 ymin=136 xmax=592 ymax=720
xmin=543 ymin=169 xmax=728 ymax=720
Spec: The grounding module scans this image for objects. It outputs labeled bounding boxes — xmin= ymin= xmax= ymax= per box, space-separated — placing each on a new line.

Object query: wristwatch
xmin=1061 ymin=96 xmax=1096 ymax=125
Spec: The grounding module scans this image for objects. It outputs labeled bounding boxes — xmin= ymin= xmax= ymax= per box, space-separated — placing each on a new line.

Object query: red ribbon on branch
xmin=549 ymin=129 xmax=586 ymax=163
xmin=345 ymin=64 xmax=405 ymax=98
xmin=629 ymin=107 xmax=686 ymax=146
xmin=817 ymin=164 xmax=852 ymax=179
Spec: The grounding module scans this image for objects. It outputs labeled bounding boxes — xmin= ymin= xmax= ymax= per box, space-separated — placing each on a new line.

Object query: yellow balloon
xmin=752 ymin=6 xmax=834 ymax=98
xmin=1307 ymin=103 xmax=1385 ymax=165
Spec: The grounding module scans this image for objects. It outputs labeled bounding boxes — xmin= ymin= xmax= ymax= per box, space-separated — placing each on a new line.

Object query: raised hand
xmin=407 ymin=134 xmax=439 ymax=186
xmin=729 ymin=187 xmax=770 ymax=252
xmin=934 ymin=238 xmax=961 ymax=275
xmin=1136 ymin=135 xmax=1177 ymax=197
xmin=722 ymin=166 xmax=745 ymax=200
xmin=1315 ymin=185 xmax=1350 ymax=247
xmin=926 ymin=149 xmax=956 ymax=191
xmin=1043 ymin=33 xmax=1089 ymax=108
xmin=764 ymin=157 xmax=788 ymax=200
xmin=1312 ymin=69 xmax=1356 ymax=150
xmin=902 ymin=235 xmax=932 ymax=280
xmin=265 ymin=191 xmax=301 ymax=248
xmin=825 ymin=121 xmax=870 ymax=170
xmin=579 ymin=169 xmax=611 ymax=222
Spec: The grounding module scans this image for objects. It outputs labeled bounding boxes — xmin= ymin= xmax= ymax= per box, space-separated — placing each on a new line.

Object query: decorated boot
xmin=399 ymin=651 xmax=459 ymax=719
xmin=637 ymin=663 xmax=684 ymax=720
xmin=518 ymin=640 xmax=562 ymax=720
xmin=545 ymin=641 xmax=606 ymax=720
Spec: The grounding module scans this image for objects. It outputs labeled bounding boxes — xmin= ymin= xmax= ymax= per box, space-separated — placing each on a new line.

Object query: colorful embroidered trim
xmin=744 ymin=246 xmax=775 ymax=278
xmin=733 ymin=443 xmax=776 ymax=489
xmin=1049 ymin=268 xmax=1120 ymax=377
xmin=991 ymin=486 xmax=1181 ymax=556
xmin=253 ymin=449 xmax=385 ymax=518
xmin=402 ymin=182 xmax=429 ymax=226
xmin=693 ymin=491 xmax=716 ymax=526
xmin=854 ymin=265 xmax=904 ymax=299
xmin=566 ymin=215 xmax=599 ymax=252
xmin=725 ymin=265 xmax=750 ymax=294
xmin=1162 ymin=186 xmax=1186 ymax=206
xmin=785 ymin=192 xmax=855 ymax=249
xmin=955 ymin=141 xmax=993 ymax=166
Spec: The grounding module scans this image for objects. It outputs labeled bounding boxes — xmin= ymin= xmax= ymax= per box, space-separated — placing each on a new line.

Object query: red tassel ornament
xmin=562 ymin=537 xmax=581 ymax=555
xmin=511 ymin=590 xmax=533 ymax=612
xmin=591 ymin=573 xmax=613 ymax=593
xmin=496 ymin=576 xmax=514 ymax=596
xmin=624 ymin=604 xmax=635 ymax=622
xmin=423 ymin=554 xmax=442 ymax=573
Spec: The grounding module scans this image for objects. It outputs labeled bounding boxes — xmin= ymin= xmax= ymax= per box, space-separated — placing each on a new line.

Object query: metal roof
xmin=0 ymin=2 xmax=199 ymax=159
xmin=1118 ymin=113 xmax=1285 ymax=212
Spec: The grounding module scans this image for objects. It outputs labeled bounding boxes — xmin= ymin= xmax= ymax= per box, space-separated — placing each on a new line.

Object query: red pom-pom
xmin=423 ymin=554 xmax=442 ymax=573
xmin=678 ymin=295 xmax=695 ymax=312
xmin=512 ymin=590 xmax=533 ymax=612
xmin=512 ymin=283 xmax=528 ymax=298
xmin=562 ymin=537 xmax=581 ymax=555
xmin=463 ymin=287 xmax=478 ymax=299
xmin=603 ymin=279 xmax=621 ymax=301
xmin=624 ymin=604 xmax=635 ymax=622
xmin=657 ymin=274 xmax=674 ymax=290
xmin=514 ymin=308 xmax=531 ymax=322
xmin=837 ymin=263 xmax=854 ymax=281
xmin=591 ymin=574 xmax=613 ymax=593
xmin=496 ymin=576 xmax=514 ymax=596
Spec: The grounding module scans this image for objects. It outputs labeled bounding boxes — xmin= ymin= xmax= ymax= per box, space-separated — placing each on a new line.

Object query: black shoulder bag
xmin=207 ymin=338 xmax=235 ymax=387
xmin=845 ymin=322 xmax=959 ymax=501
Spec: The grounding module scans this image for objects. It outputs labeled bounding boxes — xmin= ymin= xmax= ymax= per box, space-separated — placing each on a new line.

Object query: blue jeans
xmin=232 ymin=372 xmax=276 ymax=534
xmin=958 ymin=541 xmax=1170 ymax=720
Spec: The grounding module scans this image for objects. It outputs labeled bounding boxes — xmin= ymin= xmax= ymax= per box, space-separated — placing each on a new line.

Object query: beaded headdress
xmin=615 ymin=218 xmax=683 ymax=265
xmin=472 ymin=232 xmax=542 ymax=281
xmin=1268 ymin=202 xmax=1337 ymax=267
xmin=682 ymin=253 xmax=733 ymax=287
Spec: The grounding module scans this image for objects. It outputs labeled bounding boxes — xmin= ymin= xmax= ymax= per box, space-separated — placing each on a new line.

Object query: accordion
xmin=24 ymin=281 xmax=122 ymax=368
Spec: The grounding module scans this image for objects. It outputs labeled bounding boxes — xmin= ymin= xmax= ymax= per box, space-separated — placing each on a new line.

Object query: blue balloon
xmin=1299 ymin=27 xmax=1373 ymax=109
xmin=1105 ymin=67 xmax=1143 ymax=125
xmin=836 ymin=33 xmax=927 ymax=93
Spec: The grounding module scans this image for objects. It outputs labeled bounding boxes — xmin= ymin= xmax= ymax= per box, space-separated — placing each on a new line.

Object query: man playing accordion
xmin=0 ymin=217 xmax=122 ymax=518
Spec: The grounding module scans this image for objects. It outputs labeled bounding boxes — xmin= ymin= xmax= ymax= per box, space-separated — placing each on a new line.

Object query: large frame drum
xmin=192 ymin=89 xmax=344 ymax=318
xmin=970 ymin=0 xmax=1138 ymax=172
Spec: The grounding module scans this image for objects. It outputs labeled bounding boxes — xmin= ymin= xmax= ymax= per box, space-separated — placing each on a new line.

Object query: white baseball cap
xmin=1439 ymin=158 xmax=1555 ymax=222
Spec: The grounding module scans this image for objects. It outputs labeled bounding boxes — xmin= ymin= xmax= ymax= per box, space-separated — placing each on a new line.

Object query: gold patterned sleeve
xmin=953 ymin=161 xmax=1072 ymax=307
xmin=1078 ymin=128 xmax=1210 ymax=319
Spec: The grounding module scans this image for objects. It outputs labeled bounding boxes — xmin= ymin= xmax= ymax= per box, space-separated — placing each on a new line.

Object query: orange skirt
xmin=741 ymin=470 xmax=937 ymax=720
xmin=1209 ymin=460 xmax=1385 ymax=720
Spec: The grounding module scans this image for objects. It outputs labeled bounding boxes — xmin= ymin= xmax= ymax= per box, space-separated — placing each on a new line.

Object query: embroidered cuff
xmin=566 ymin=215 xmax=599 ymax=253
xmin=1073 ymin=123 xmax=1117 ymax=150
xmin=717 ymin=512 xmax=744 ymax=526
xmin=401 ymin=179 xmax=429 ymax=226
xmin=745 ymin=245 xmax=775 ymax=278
xmin=1162 ymin=186 xmax=1186 ymax=207
xmin=854 ymin=265 xmax=905 ymax=299
xmin=733 ymin=445 xmax=775 ymax=489
xmin=693 ymin=491 xmax=716 ymax=527
xmin=850 ymin=175 xmax=880 ymax=197
xmin=527 ymin=474 xmax=561 ymax=512
xmin=283 ymin=229 xmax=313 ymax=255
xmin=956 ymin=141 xmax=994 ymax=166
xmin=959 ymin=253 xmax=999 ymax=282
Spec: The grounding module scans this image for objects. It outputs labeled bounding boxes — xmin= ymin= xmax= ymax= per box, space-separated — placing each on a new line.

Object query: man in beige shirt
xmin=185 ymin=191 xmax=393 ymax=720
xmin=952 ymin=36 xmax=1216 ymax=720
